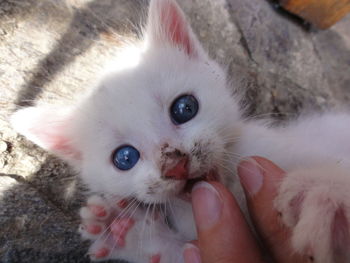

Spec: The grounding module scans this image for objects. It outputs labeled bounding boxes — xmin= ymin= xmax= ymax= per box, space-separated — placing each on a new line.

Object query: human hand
xmin=183 ymin=156 xmax=309 ymax=263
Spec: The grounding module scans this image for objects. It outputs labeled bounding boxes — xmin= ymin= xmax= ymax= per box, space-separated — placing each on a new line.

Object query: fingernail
xmin=183 ymin=243 xmax=201 ymax=263
xmin=238 ymin=158 xmax=263 ymax=196
xmin=192 ymin=182 xmax=222 ymax=230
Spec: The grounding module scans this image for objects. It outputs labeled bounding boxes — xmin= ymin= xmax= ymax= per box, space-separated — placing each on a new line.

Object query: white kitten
xmin=11 ymin=0 xmax=350 ymax=262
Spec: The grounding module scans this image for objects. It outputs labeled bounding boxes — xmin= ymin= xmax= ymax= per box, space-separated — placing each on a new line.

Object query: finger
xmin=238 ymin=156 xmax=307 ymax=263
xmin=183 ymin=243 xmax=201 ymax=263
xmin=189 ymin=181 xmax=265 ymax=263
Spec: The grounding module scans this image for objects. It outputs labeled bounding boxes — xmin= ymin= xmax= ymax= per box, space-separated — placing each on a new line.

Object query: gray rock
xmin=0 ymin=173 xmax=89 ymax=263
xmin=226 ymin=0 xmax=350 ymax=116
xmin=0 ymin=0 xmax=350 ymax=262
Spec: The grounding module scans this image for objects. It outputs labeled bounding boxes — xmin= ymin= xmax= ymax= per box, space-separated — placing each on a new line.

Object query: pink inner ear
xmin=29 ymin=125 xmax=81 ymax=160
xmin=160 ymin=2 xmax=195 ymax=56
xmin=53 ymin=136 xmax=81 ymax=160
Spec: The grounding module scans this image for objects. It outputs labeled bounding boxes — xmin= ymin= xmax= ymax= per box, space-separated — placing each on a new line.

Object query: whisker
xmin=93 ymin=196 xmax=138 ymax=248
xmin=138 ymin=203 xmax=151 ymax=260
xmin=167 ymin=198 xmax=177 ymax=231
xmin=244 ymin=111 xmax=298 ymax=121
xmin=109 ymin=199 xmax=141 ymax=256
xmin=150 ymin=203 xmax=156 ymax=246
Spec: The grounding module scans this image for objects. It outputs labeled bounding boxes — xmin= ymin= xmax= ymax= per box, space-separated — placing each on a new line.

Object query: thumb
xmin=237 ymin=156 xmax=307 ymax=263
xmin=184 ymin=181 xmax=264 ymax=263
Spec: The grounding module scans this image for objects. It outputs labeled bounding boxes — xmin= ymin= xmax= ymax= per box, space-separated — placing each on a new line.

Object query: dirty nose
xmin=164 ymin=158 xmax=189 ymax=180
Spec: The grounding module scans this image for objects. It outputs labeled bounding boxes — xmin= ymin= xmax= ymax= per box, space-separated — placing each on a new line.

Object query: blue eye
xmin=112 ymin=145 xmax=140 ymax=171
xmin=170 ymin=95 xmax=199 ymax=125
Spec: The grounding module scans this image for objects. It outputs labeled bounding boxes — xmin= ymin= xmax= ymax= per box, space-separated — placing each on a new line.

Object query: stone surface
xmin=0 ymin=174 xmax=89 ymax=263
xmin=227 ymin=0 xmax=350 ymax=116
xmin=0 ymin=0 xmax=350 ymax=262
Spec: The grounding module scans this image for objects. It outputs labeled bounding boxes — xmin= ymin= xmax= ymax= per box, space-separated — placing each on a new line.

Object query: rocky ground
xmin=0 ymin=0 xmax=349 ymax=262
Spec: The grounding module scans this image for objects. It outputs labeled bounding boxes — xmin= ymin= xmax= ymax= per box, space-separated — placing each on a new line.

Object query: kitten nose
xmin=164 ymin=158 xmax=189 ymax=180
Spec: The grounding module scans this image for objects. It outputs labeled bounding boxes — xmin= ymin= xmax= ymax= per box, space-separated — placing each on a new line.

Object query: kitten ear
xmin=147 ymin=0 xmax=205 ymax=58
xmin=11 ymin=107 xmax=81 ymax=163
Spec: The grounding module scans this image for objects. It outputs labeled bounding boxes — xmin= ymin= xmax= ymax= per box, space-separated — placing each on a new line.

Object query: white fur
xmin=10 ymin=0 xmax=350 ymax=262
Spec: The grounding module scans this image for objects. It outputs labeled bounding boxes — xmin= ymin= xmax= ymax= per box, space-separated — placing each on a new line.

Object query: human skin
xmin=183 ymin=156 xmax=309 ymax=263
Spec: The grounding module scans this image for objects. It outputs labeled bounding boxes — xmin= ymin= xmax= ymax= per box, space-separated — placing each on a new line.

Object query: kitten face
xmin=11 ymin=0 xmax=241 ymax=203
xmin=75 ymin=46 xmax=240 ymax=203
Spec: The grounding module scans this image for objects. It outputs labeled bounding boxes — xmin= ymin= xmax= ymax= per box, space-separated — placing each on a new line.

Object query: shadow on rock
xmin=14 ymin=0 xmax=145 ymax=107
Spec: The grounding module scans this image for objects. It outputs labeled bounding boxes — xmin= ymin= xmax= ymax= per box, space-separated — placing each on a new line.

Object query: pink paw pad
xmin=92 ymin=247 xmax=109 ymax=259
xmin=89 ymin=205 xmax=107 ymax=217
xmin=110 ymin=218 xmax=135 ymax=247
xmin=150 ymin=254 xmax=161 ymax=263
xmin=117 ymin=199 xmax=129 ymax=209
xmin=86 ymin=224 xmax=102 ymax=235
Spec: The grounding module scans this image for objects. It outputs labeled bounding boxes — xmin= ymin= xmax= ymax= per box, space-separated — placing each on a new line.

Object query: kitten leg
xmin=79 ymin=195 xmax=185 ymax=263
xmin=275 ymin=166 xmax=350 ymax=263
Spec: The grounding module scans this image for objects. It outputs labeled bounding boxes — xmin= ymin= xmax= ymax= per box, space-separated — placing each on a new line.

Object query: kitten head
xmin=11 ymin=0 xmax=241 ymax=203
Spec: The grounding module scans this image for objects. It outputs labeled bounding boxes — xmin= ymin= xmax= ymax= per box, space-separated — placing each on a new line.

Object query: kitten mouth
xmin=181 ymin=169 xmax=219 ymax=200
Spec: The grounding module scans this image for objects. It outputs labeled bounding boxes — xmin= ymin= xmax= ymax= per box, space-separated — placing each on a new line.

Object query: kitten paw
xmin=79 ymin=196 xmax=111 ymax=237
xmin=79 ymin=195 xmax=183 ymax=263
xmin=79 ymin=195 xmax=139 ymax=260
xmin=275 ymin=166 xmax=350 ymax=263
